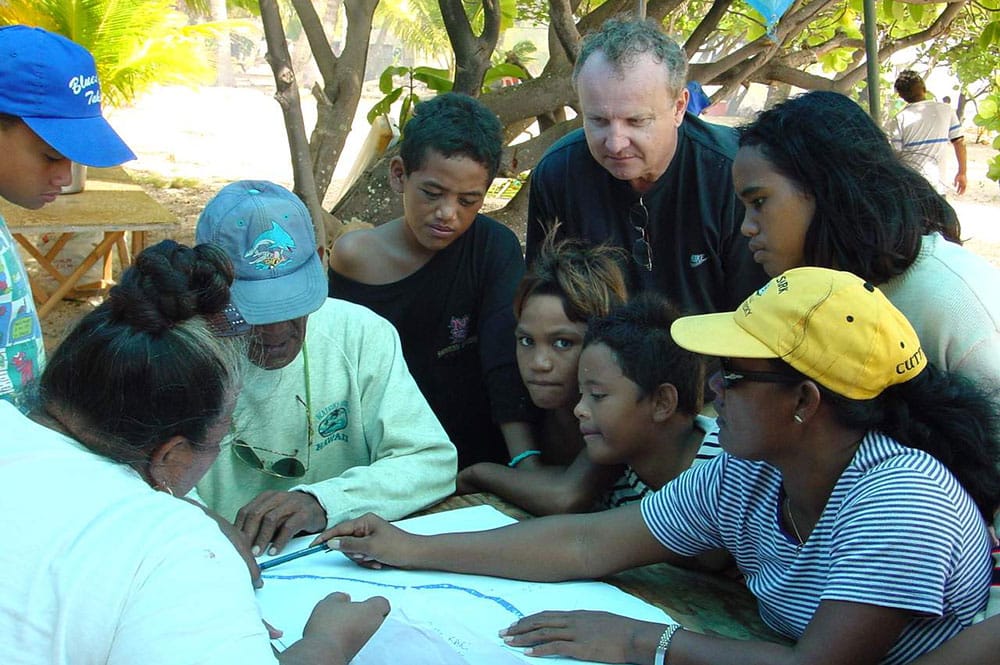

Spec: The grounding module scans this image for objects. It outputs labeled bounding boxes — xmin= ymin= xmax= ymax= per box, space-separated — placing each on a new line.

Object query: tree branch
xmin=647 ymin=0 xmax=692 ymax=22
xmin=290 ymin=0 xmax=336 ymax=85
xmin=549 ymin=0 xmax=581 ymax=64
xmin=684 ymin=0 xmax=734 ymax=57
xmin=831 ymin=0 xmax=966 ymax=89
xmin=481 ymin=70 xmax=577 ymax=125
xmin=258 ymin=0 xmax=327 ymax=254
xmin=498 ymin=118 xmax=581 ymax=177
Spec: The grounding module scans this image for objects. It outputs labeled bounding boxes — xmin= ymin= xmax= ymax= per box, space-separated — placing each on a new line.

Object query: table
xmin=424 ymin=493 xmax=789 ymax=644
xmin=0 ymin=167 xmax=182 ymax=318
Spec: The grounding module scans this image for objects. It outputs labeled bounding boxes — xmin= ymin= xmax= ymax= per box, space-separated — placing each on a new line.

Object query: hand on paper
xmin=314 ymin=513 xmax=415 ymax=570
xmin=305 ymin=592 xmax=390 ymax=661
xmin=500 ymin=610 xmax=662 ymax=664
xmin=236 ymin=490 xmax=327 ymax=556
xmin=280 ymin=591 xmax=390 ymax=665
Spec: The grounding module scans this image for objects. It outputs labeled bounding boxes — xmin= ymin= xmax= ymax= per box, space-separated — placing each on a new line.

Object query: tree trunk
xmin=764 ymin=81 xmax=792 ymax=109
xmin=259 ymin=0 xmax=327 ymax=254
xmin=290 ymin=0 xmax=379 ymax=202
xmin=441 ymin=0 xmax=502 ymax=96
xmin=331 ymin=74 xmax=579 ymax=227
xmin=211 ymin=0 xmax=233 ymax=86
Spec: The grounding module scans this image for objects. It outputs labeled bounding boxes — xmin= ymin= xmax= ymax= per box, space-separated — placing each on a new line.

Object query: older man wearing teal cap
xmin=194 ymin=180 xmax=457 ymax=557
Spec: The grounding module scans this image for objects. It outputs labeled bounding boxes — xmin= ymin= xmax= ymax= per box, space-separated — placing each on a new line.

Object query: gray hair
xmin=572 ymin=18 xmax=688 ymax=98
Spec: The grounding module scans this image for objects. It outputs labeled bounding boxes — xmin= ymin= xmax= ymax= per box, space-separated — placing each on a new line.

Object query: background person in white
xmin=889 ymin=70 xmax=968 ymax=195
xmin=195 ymin=180 xmax=457 ymax=557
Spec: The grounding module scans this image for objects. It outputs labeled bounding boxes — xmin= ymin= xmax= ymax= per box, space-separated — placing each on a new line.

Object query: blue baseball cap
xmin=0 ymin=25 xmax=135 ymax=167
xmin=196 ymin=181 xmax=327 ymax=325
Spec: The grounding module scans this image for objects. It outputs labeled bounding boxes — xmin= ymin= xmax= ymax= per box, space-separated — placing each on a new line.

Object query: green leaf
xmin=879 ymin=0 xmax=894 ymax=22
xmin=980 ymin=22 xmax=1000 ymax=49
xmin=399 ymin=93 xmax=415 ymax=129
xmin=412 ymin=66 xmax=453 ymax=92
xmin=483 ymin=62 xmax=528 ymax=87
xmin=379 ymin=66 xmax=410 ymax=95
xmin=987 ymin=156 xmax=1000 ymax=183
xmin=892 ymin=0 xmax=907 ymax=22
xmin=366 ymin=87 xmax=403 ymax=125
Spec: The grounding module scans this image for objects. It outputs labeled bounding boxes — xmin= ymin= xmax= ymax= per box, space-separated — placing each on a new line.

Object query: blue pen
xmin=258 ymin=543 xmax=330 ymax=570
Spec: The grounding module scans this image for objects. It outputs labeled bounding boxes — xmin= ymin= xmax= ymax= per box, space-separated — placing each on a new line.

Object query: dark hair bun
xmin=108 ymin=240 xmax=235 ymax=334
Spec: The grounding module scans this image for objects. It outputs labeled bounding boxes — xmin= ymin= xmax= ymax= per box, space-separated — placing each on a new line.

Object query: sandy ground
xmin=33 ymin=84 xmax=1000 ymax=347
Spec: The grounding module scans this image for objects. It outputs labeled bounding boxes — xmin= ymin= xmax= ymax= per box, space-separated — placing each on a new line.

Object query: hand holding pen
xmin=259 ymin=542 xmax=334 ymax=570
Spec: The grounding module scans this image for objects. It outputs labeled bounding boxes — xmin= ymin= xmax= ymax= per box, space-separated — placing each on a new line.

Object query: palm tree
xmin=0 ymin=0 xmax=241 ymax=107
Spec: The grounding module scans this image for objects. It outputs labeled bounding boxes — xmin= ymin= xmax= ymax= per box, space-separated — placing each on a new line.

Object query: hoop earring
xmin=157 ymin=482 xmax=175 ymax=497
xmin=793 ymin=414 xmax=804 ymax=424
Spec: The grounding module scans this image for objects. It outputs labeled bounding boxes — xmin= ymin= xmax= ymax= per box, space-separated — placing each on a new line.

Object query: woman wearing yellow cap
xmin=316 ymin=267 xmax=1000 ymax=665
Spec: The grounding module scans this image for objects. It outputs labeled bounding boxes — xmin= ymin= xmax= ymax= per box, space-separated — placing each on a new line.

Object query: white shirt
xmin=889 ymin=100 xmax=963 ymax=194
xmin=0 ymin=402 xmax=276 ymax=665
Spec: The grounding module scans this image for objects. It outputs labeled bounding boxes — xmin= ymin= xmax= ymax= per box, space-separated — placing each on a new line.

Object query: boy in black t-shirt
xmin=328 ymin=93 xmax=537 ymax=469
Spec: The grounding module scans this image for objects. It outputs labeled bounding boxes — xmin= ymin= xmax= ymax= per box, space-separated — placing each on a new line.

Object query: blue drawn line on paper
xmin=264 ymin=573 xmax=525 ymax=618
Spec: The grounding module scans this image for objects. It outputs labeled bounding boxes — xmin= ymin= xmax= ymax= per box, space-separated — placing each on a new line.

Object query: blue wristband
xmin=508 ymin=450 xmax=542 ymax=468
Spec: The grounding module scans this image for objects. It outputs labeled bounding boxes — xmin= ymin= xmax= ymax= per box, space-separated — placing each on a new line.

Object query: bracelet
xmin=508 ymin=449 xmax=541 ymax=468
xmin=653 ymin=623 xmax=682 ymax=665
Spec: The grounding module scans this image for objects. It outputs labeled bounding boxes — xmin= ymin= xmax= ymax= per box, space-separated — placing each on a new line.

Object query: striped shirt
xmin=600 ymin=415 xmax=722 ymax=509
xmin=889 ymin=100 xmax=963 ymax=194
xmin=641 ymin=431 xmax=991 ymax=664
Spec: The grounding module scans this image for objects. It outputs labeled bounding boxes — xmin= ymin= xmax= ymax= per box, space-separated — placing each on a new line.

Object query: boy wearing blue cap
xmin=0 ymin=25 xmax=135 ymax=409
xmin=194 ymin=180 xmax=457 ymax=556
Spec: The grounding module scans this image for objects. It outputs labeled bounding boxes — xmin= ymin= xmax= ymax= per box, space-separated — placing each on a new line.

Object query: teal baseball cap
xmin=196 ymin=181 xmax=327 ymax=325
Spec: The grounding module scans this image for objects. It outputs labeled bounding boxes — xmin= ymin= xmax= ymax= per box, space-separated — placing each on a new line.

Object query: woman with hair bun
xmin=0 ymin=240 xmax=387 ymax=664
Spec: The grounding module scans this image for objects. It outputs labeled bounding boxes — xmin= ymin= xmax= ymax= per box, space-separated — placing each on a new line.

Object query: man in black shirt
xmin=527 ymin=18 xmax=766 ymax=313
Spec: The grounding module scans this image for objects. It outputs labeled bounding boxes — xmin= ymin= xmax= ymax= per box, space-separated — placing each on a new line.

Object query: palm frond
xmin=0 ymin=0 xmax=256 ymax=106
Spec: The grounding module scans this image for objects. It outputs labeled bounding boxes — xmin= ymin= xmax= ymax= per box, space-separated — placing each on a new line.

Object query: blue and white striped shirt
xmin=600 ymin=415 xmax=722 ymax=509
xmin=641 ymin=431 xmax=991 ymax=664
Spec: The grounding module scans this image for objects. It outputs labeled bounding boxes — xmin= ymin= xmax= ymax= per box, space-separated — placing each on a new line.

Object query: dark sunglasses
xmin=629 ymin=198 xmax=652 ymax=272
xmin=720 ymin=360 xmax=803 ymax=391
xmin=230 ymin=394 xmax=312 ymax=478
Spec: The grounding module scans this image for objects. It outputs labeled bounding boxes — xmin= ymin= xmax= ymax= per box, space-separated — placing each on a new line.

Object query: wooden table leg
xmin=26 ymin=273 xmax=50 ymax=305
xmin=131 ymin=230 xmax=146 ymax=260
xmin=37 ymin=232 xmax=123 ymax=318
xmin=13 ymin=233 xmax=70 ymax=284
xmin=115 ymin=234 xmax=130 ymax=270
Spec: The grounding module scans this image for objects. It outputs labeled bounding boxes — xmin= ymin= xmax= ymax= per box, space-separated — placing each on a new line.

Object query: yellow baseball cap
xmin=670 ymin=267 xmax=926 ymax=400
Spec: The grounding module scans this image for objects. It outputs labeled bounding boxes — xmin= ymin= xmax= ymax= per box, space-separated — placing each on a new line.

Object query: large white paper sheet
xmin=256 ymin=505 xmax=673 ymax=664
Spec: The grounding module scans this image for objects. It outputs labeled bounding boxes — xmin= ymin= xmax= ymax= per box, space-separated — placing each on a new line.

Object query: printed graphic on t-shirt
xmin=437 ymin=313 xmax=478 ymax=359
xmin=1 ymin=223 xmax=44 ymax=409
xmin=448 ymin=315 xmax=470 ymax=344
xmin=317 ymin=400 xmax=349 ymax=449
